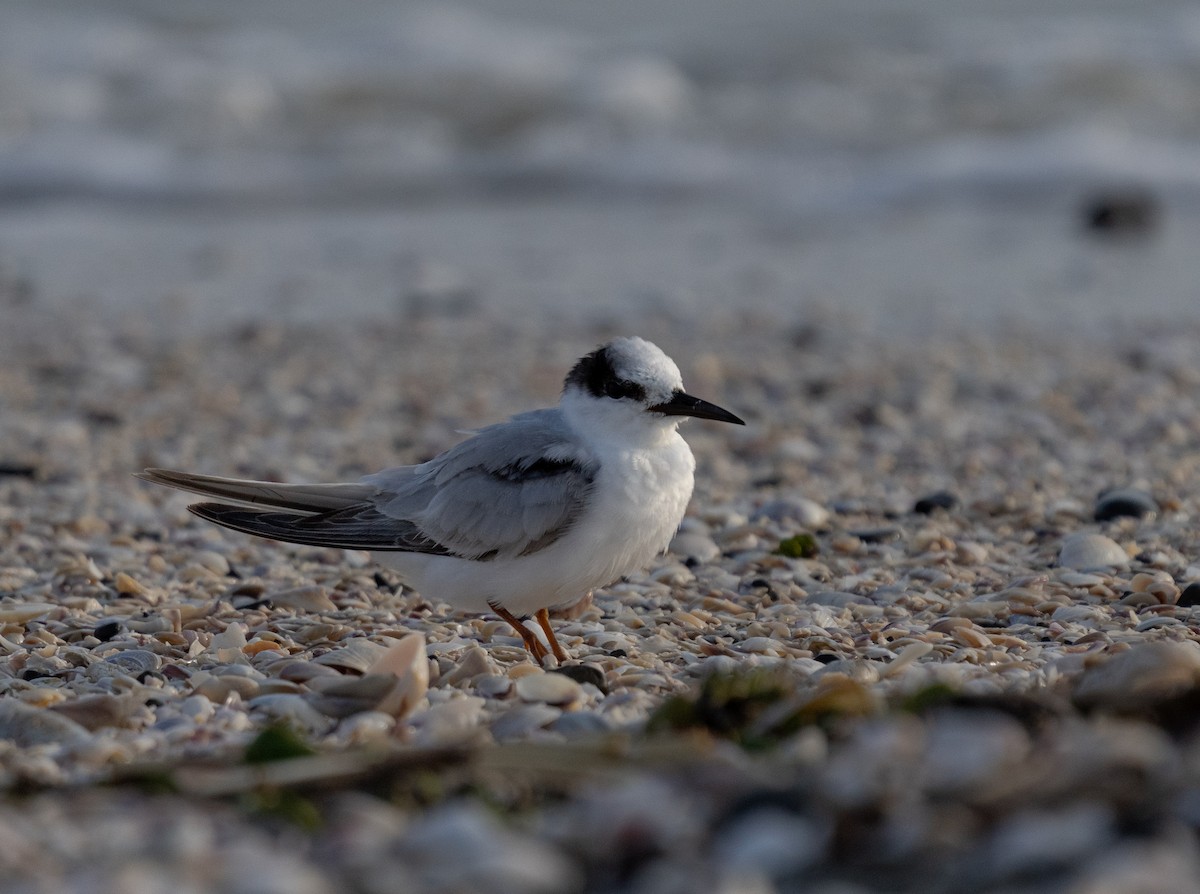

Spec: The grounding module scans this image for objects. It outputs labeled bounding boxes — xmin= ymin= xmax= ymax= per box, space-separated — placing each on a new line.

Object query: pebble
xmin=913 ymin=491 xmax=959 ymax=514
xmin=1058 ymin=533 xmax=1129 ymax=570
xmin=1178 ymin=583 xmax=1200 ymax=608
xmin=552 ymin=664 xmax=607 ymax=692
xmin=1094 ymin=488 xmax=1158 ymax=522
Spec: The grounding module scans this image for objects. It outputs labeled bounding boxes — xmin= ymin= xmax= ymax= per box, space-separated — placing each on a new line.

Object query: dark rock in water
xmin=1178 ymin=583 xmax=1200 ymax=608
xmin=552 ymin=664 xmax=607 ymax=694
xmin=1081 ymin=188 xmax=1159 ymax=237
xmin=914 ymin=491 xmax=959 ymax=514
xmin=1094 ymin=488 xmax=1158 ymax=522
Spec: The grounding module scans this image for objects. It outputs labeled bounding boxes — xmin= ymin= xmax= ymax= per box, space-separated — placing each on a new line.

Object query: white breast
xmin=377 ymin=431 xmax=696 ymax=617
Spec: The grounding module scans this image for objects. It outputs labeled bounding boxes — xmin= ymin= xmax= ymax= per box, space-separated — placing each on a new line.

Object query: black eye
xmin=603 ymin=379 xmax=646 ymax=401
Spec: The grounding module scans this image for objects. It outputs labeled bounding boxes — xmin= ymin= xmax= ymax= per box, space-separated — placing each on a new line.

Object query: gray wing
xmin=159 ymin=409 xmax=598 ymax=561
xmin=364 ymin=409 xmax=598 ymax=560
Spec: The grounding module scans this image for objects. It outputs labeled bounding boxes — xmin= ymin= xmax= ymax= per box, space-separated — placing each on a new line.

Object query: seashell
xmin=313 ymin=637 xmax=389 ymax=673
xmin=369 ymin=633 xmax=429 ymax=719
xmin=0 ymin=699 xmax=89 ymax=746
xmin=515 ymin=671 xmax=584 ymax=707
xmin=334 ymin=711 xmax=396 ymax=746
xmin=48 ymin=694 xmax=134 ymax=731
xmin=1074 ymin=641 xmax=1200 ymax=711
xmin=103 ymin=649 xmax=162 ymax=675
xmin=307 ymin=673 xmax=403 ymax=719
xmin=272 ymin=660 xmax=342 ymax=683
xmin=113 ymin=572 xmax=149 ymax=597
xmin=0 ymin=603 xmax=56 ymax=624
xmin=268 ymin=585 xmax=336 ymax=613
xmin=1058 ymin=533 xmax=1128 ymax=570
xmin=409 ymin=697 xmax=488 ymax=746
xmin=194 ymin=675 xmax=261 ymax=703
xmin=247 ymin=693 xmax=333 ymax=734
xmin=490 ymin=703 xmax=562 ymax=741
xmin=474 ymin=675 xmax=513 ymax=698
xmin=669 ymin=532 xmax=720 ymax=563
xmin=442 ymin=644 xmax=494 ymax=686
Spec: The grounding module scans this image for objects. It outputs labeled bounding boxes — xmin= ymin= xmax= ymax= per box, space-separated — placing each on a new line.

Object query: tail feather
xmin=136 ymin=468 xmax=372 ymax=513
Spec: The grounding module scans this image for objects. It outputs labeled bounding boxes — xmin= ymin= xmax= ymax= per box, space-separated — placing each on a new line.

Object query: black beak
xmin=649 ymin=391 xmax=745 ymax=425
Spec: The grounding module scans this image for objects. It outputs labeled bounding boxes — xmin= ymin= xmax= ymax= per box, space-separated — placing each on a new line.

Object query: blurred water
xmin=2 ymin=0 xmax=1199 ymax=332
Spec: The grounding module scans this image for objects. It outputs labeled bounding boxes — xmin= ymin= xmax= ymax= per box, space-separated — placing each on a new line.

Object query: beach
xmin=4 ymin=1 xmax=1200 ymax=890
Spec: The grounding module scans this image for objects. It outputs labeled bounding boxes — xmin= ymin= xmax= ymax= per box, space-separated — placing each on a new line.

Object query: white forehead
xmin=605 ymin=337 xmax=683 ymax=389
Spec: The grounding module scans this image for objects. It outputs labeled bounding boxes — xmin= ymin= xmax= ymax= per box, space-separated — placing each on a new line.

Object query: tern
xmin=138 ymin=337 xmax=744 ymax=663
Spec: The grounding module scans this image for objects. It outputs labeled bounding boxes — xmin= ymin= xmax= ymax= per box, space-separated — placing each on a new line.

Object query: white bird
xmin=138 ymin=337 xmax=744 ymax=663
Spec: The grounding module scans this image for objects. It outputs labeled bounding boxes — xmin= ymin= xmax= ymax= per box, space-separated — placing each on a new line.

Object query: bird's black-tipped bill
xmin=649 ymin=391 xmax=745 ymax=425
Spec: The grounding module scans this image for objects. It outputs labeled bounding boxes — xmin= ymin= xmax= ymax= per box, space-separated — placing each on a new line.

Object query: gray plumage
xmin=139 ymin=408 xmax=597 ymax=562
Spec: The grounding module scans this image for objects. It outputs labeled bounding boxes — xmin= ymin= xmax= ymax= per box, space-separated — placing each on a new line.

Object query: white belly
xmin=376 ymin=435 xmax=695 ymax=617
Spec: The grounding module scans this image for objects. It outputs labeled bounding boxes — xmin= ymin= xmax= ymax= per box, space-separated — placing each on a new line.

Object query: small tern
xmin=138 ymin=337 xmax=744 ymax=663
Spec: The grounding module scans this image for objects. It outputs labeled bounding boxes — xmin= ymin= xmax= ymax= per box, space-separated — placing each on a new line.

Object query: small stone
xmin=1058 ymin=532 xmax=1129 ymax=570
xmin=93 ymin=619 xmax=121 ymax=642
xmin=1094 ymin=488 xmax=1158 ymax=522
xmin=849 ymin=527 xmax=901 ymax=544
xmin=515 ymin=672 xmax=584 ymax=707
xmin=913 ymin=491 xmax=959 ymax=514
xmin=552 ymin=664 xmax=607 ymax=693
xmin=1178 ymin=583 xmax=1200 ymax=608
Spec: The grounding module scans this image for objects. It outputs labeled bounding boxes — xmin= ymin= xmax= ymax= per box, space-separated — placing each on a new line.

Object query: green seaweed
xmin=775 ymin=533 xmax=819 ymax=559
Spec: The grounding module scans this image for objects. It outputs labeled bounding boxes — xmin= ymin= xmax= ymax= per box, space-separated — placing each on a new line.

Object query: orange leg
xmin=488 ymin=601 xmax=548 ymax=664
xmin=535 ymin=608 xmax=570 ymax=664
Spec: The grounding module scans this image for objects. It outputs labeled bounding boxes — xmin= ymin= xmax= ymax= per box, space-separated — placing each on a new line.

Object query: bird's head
xmin=561 ymin=337 xmax=744 ymax=441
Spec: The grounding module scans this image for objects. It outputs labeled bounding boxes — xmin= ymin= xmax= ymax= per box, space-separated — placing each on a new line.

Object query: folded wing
xmin=140 ymin=409 xmax=598 ymax=561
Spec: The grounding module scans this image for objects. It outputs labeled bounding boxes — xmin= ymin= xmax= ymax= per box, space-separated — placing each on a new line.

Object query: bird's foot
xmin=488 ymin=601 xmax=551 ymax=666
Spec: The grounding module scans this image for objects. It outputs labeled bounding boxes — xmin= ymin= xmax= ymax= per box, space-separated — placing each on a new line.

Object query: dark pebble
xmin=1094 ymin=488 xmax=1158 ymax=522
xmin=913 ymin=491 xmax=959 ymax=514
xmin=1178 ymin=583 xmax=1200 ymax=608
xmin=93 ymin=620 xmax=121 ymax=642
xmin=552 ymin=664 xmax=608 ymax=694
xmin=849 ymin=527 xmax=901 ymax=544
xmin=0 ymin=463 xmax=38 ymax=478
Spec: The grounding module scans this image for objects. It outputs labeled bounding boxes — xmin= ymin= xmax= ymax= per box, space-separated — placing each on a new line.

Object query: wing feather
xmin=147 ymin=409 xmax=598 ymax=561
